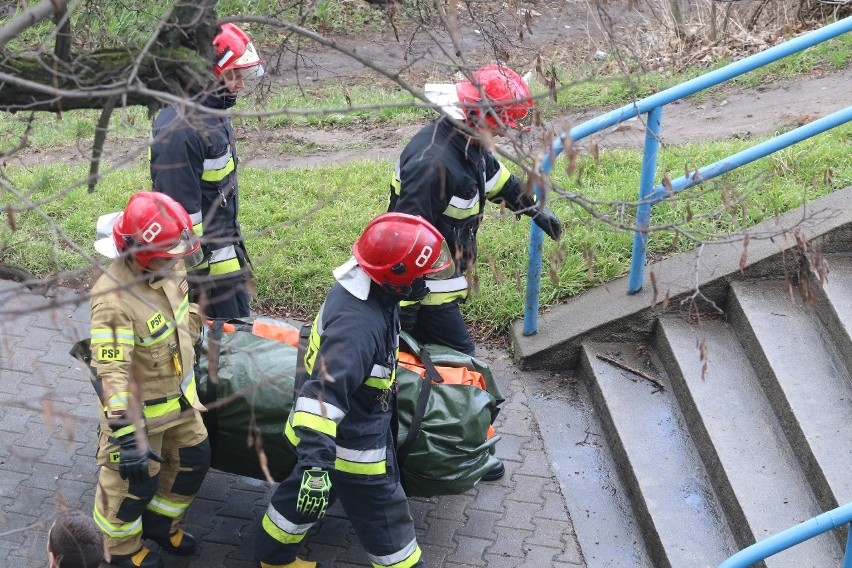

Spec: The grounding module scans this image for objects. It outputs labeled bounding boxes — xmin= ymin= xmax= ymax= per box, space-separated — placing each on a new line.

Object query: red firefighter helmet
xmin=455 ymin=64 xmax=532 ymax=129
xmin=112 ymin=192 xmax=202 ymax=270
xmin=212 ymin=23 xmax=264 ymax=78
xmin=353 ymin=213 xmax=454 ymax=290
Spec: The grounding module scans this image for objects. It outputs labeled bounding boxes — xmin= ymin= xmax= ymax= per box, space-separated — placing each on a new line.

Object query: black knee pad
xmin=116 ymin=474 xmax=159 ymax=522
xmin=171 ymin=437 xmax=212 ymax=495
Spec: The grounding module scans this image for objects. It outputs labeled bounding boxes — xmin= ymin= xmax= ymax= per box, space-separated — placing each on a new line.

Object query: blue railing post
xmin=628 ymin=106 xmax=663 ymax=294
xmin=523 ymin=137 xmax=567 ymax=335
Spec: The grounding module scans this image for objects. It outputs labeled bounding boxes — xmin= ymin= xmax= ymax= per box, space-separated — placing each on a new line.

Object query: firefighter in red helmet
xmin=89 ymin=192 xmax=210 ymax=567
xmin=388 ymin=64 xmax=562 ymax=481
xmin=254 ymin=213 xmax=453 ymax=568
xmin=150 ymin=22 xmax=265 ymax=321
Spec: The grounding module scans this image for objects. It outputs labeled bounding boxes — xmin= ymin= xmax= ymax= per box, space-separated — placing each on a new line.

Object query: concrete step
xmin=655 ymin=316 xmax=843 ymax=567
xmin=520 ymin=362 xmax=654 ymax=568
xmin=727 ymin=279 xmax=852 ymax=534
xmin=580 ymin=342 xmax=737 ymax=567
xmin=816 ymin=253 xmax=852 ymax=373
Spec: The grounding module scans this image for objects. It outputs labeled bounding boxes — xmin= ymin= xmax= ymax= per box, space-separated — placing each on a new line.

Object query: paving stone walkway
xmin=0 ymin=280 xmax=584 ymax=567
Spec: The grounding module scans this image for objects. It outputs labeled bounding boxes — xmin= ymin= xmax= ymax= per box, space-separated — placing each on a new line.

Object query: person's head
xmin=353 ymin=213 xmax=454 ymax=295
xmin=108 ymin=191 xmax=203 ymax=271
xmin=47 ymin=511 xmax=103 ymax=568
xmin=212 ymin=23 xmax=264 ymax=95
xmin=425 ymin=63 xmax=532 ymax=133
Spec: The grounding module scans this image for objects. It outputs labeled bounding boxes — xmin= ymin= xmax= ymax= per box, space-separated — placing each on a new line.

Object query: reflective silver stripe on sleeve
xmin=422 ymin=276 xmax=468 ymax=293
xmin=448 ymin=194 xmax=480 ymax=211
xmin=294 ymin=397 xmax=346 ymax=422
xmin=189 ymin=211 xmax=203 ymax=225
xmin=203 ymin=152 xmax=232 ymax=171
xmin=209 ymin=245 xmax=237 ymax=263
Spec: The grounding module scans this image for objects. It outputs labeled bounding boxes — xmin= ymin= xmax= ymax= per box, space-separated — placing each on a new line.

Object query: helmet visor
xmin=425 ymin=241 xmax=455 ymax=280
xmin=163 ymin=230 xmax=204 ymax=268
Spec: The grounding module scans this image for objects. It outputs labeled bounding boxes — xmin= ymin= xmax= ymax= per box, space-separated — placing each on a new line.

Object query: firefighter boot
xmin=481 ymin=458 xmax=505 ymax=481
xmin=142 ymin=510 xmax=197 ymax=556
xmin=109 ymin=546 xmax=165 ymax=568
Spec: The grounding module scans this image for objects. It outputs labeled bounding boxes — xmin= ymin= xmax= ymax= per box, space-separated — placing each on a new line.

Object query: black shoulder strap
xmin=396 ymin=347 xmax=442 ymax=466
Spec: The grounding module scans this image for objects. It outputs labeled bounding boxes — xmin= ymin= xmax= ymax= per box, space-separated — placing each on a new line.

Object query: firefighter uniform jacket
xmin=389 ymin=118 xmax=536 ymax=306
xmin=283 ymin=275 xmax=400 ymax=484
xmin=90 ymin=258 xmax=205 ymax=436
xmin=150 ymin=93 xmax=244 ymax=279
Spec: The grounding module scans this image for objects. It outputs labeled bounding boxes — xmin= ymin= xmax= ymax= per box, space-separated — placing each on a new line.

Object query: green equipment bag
xmin=195 ymin=318 xmax=506 ymax=497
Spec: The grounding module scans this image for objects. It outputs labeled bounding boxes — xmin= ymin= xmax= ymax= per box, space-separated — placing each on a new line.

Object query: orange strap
xmin=206 ymin=319 xmax=300 ymax=347
xmin=397 ymin=351 xmax=487 ymax=390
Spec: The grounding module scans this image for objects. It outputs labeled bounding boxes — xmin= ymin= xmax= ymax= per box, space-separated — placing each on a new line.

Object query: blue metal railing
xmin=523 ymin=16 xmax=852 ymax=336
xmin=719 ymin=501 xmax=852 ymax=567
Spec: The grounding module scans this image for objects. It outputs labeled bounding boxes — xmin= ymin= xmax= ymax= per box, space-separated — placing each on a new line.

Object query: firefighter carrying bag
xmin=75 ymin=316 xmax=505 ymax=496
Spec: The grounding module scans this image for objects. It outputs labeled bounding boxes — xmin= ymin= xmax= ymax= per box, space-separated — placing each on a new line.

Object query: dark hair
xmin=48 ymin=511 xmax=104 ymax=568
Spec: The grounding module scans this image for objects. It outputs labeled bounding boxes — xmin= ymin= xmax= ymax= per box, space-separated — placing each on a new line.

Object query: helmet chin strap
xmin=381 ymin=277 xmax=429 ymax=301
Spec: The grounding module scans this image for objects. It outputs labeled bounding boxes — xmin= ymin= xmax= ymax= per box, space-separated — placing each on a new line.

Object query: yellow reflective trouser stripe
xmin=262 ymin=504 xmax=313 ymax=545
xmin=147 ymin=496 xmax=188 ymax=518
xmin=208 ymin=257 xmax=241 ymax=276
xmin=291 ymin=411 xmax=337 ymax=438
xmin=370 ymin=540 xmax=422 ymax=568
xmin=91 ymin=328 xmax=134 ymax=345
xmin=93 ymin=504 xmax=142 ymax=538
xmin=143 ymin=397 xmax=182 ymax=420
xmin=485 ymin=161 xmax=512 ymax=199
xmin=334 ymin=457 xmax=386 ymax=475
xmin=201 ymin=156 xmax=235 ymax=182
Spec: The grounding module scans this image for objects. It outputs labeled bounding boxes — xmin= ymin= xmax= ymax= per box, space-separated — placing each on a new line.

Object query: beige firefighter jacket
xmin=90 ymin=257 xmax=205 ymax=436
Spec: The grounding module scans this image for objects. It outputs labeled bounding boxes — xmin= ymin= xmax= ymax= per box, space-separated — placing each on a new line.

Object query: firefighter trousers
xmin=405 ymin=301 xmax=475 ymax=356
xmin=93 ymin=412 xmax=211 ymax=556
xmin=255 ymin=469 xmax=427 ymax=568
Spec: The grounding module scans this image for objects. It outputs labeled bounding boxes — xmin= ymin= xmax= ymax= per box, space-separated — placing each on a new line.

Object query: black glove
xmin=117 ymin=433 xmax=164 ymax=484
xmin=399 ymin=303 xmax=421 ymax=333
xmin=530 ymin=205 xmax=562 ymax=240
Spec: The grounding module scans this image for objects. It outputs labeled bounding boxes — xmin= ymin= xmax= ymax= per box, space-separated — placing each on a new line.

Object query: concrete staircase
xmin=511 ymin=188 xmax=852 ymax=567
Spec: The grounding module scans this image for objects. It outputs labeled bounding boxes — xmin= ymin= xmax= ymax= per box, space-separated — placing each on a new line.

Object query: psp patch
xmin=97 ymin=345 xmax=125 ymax=361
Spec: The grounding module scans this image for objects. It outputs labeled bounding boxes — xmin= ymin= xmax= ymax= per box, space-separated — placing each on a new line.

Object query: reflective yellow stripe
xmin=442 ymin=202 xmax=479 ymax=220
xmin=201 ymin=156 xmax=235 ymax=182
xmin=369 ymin=539 xmax=422 ymax=568
xmin=143 ymin=397 xmax=182 ymax=420
xmin=106 ymin=392 xmax=131 ymax=413
xmin=365 ymin=377 xmax=393 ymax=389
xmin=292 ymin=411 xmax=337 ymax=438
xmin=335 ymin=457 xmax=386 ymax=475
xmin=284 ymin=419 xmax=300 ymax=446
xmin=208 ymin=257 xmax=241 ymax=276
xmin=181 ymin=373 xmax=198 ymax=404
xmin=334 ymin=446 xmax=387 ymax=475
xmin=91 ymin=327 xmax=134 ymax=345
xmin=420 ymin=289 xmax=468 ymax=305
xmin=262 ymin=504 xmax=313 ymax=545
xmin=147 ymin=496 xmax=188 ymax=518
xmin=390 ymin=158 xmax=402 ymax=195
xmin=485 ymin=161 xmax=512 ymax=199
xmin=93 ymin=505 xmax=142 ymax=538
xmin=188 ymin=211 xmax=203 ymax=237
xmin=112 ymin=424 xmax=135 ymax=438
xmin=304 ymin=313 xmax=322 ymax=375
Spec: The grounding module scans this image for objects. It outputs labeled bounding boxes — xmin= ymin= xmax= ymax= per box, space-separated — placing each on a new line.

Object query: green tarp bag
xmin=194 ymin=318 xmax=504 ymax=497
